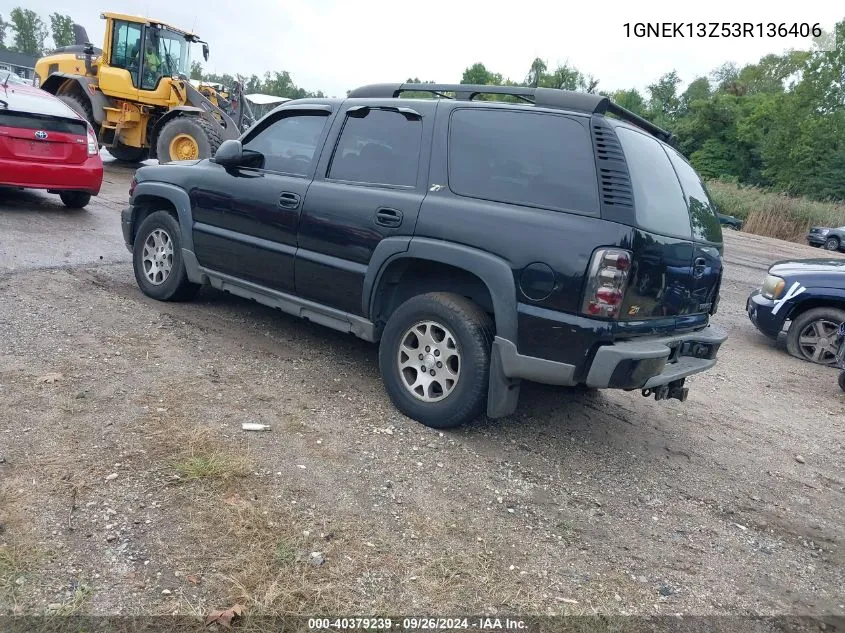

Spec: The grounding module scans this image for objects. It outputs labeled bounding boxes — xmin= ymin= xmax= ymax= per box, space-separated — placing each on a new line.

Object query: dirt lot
xmin=0 ymin=163 xmax=843 ymax=626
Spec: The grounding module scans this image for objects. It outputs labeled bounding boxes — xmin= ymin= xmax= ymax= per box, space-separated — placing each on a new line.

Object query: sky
xmin=8 ymin=0 xmax=843 ymax=97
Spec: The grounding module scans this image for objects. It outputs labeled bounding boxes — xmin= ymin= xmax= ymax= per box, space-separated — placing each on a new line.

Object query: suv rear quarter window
xmin=664 ymin=147 xmax=722 ymax=243
xmin=447 ymin=108 xmax=599 ymax=214
xmin=615 ymin=126 xmax=691 ymax=239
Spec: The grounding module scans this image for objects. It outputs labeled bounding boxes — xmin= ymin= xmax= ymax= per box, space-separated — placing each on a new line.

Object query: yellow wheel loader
xmin=34 ymin=13 xmax=252 ymax=163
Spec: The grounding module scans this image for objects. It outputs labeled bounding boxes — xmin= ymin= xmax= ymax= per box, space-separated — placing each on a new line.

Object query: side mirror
xmin=213 ymin=139 xmax=243 ymax=166
xmin=202 ymin=43 xmax=209 ymax=61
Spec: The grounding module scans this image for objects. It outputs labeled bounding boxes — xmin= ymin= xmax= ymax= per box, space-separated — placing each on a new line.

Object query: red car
xmin=0 ymin=71 xmax=103 ymax=208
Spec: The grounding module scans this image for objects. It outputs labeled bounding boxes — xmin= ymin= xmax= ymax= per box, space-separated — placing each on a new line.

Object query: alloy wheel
xmin=397 ymin=321 xmax=461 ymax=402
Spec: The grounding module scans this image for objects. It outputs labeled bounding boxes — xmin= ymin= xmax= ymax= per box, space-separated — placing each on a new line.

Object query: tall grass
xmin=707 ymin=180 xmax=845 ymax=243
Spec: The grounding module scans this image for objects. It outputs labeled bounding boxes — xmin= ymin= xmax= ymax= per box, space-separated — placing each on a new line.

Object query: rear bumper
xmin=0 ymin=155 xmax=103 ymax=194
xmin=496 ymin=324 xmax=727 ymax=390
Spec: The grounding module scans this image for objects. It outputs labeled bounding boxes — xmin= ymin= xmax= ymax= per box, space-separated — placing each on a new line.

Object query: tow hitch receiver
xmin=642 ymin=378 xmax=688 ymax=402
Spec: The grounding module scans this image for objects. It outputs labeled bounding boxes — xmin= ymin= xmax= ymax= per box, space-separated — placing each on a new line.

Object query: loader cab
xmin=98 ymin=13 xmax=200 ymax=103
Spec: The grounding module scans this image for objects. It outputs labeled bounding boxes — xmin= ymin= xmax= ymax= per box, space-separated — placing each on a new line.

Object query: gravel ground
xmin=0 ymin=167 xmax=843 ymax=624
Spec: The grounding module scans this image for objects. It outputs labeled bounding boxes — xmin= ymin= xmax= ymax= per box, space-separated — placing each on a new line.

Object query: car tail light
xmin=87 ymin=126 xmax=98 ymax=156
xmin=581 ymin=248 xmax=632 ymax=319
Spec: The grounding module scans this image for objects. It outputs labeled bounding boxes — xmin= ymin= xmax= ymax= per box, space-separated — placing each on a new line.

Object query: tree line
xmin=0 ymin=8 xmax=75 ymax=55
xmin=453 ymin=21 xmax=845 ymax=202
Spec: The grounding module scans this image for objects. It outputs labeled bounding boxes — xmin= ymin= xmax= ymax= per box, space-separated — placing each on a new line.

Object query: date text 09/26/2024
xmin=624 ymin=22 xmax=823 ymax=38
xmin=308 ymin=617 xmax=527 ymax=630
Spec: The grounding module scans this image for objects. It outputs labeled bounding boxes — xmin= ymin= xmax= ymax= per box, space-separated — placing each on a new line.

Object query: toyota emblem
xmin=34 ymin=130 xmax=48 ymax=140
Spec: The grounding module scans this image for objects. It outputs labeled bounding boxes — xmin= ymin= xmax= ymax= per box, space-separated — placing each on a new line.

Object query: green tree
xmin=646 ymin=71 xmax=682 ymax=125
xmin=461 ymin=62 xmax=501 ymax=85
xmin=48 ymin=13 xmax=74 ymax=48
xmin=525 ymin=57 xmax=547 ymax=87
xmin=0 ymin=14 xmax=9 ymax=50
xmin=610 ymin=88 xmax=646 ymax=116
xmin=9 ymin=7 xmax=47 ymax=55
xmin=190 ymin=61 xmax=203 ymax=80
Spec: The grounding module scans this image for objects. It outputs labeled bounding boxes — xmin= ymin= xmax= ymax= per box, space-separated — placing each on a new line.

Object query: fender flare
xmin=130 ymin=181 xmax=195 ymax=255
xmin=364 ymin=236 xmax=518 ymax=341
xmin=40 ymin=73 xmax=112 ymax=124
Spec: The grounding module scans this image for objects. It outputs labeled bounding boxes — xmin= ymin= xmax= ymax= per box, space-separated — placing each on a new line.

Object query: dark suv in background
xmin=122 ymin=82 xmax=727 ymax=428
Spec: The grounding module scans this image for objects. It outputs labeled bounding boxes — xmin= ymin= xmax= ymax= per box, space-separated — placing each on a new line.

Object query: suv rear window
xmin=664 ymin=147 xmax=722 ymax=243
xmin=448 ymin=109 xmax=599 ymax=214
xmin=615 ymin=126 xmax=691 ymax=239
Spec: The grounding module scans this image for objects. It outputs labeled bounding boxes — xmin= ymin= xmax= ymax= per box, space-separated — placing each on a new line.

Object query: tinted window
xmin=665 ymin=147 xmax=722 ymax=243
xmin=242 ymin=112 xmax=329 ymax=175
xmin=448 ymin=109 xmax=599 ymax=213
xmin=328 ymin=109 xmax=421 ymax=186
xmin=615 ymin=127 xmax=691 ymax=239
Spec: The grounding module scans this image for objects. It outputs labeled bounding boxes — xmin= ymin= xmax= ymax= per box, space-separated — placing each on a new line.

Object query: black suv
xmin=122 ymin=82 xmax=727 ymax=428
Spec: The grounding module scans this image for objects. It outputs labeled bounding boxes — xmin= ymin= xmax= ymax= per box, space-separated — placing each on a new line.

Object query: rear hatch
xmin=610 ymin=124 xmax=723 ymax=332
xmin=0 ymin=84 xmax=89 ymax=164
xmin=0 ymin=111 xmax=89 ymax=164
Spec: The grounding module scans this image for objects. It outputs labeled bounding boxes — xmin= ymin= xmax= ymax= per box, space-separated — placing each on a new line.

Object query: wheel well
xmin=130 ymin=195 xmax=178 ymax=244
xmin=786 ymin=298 xmax=845 ymax=322
xmin=372 ymin=259 xmax=496 ymax=331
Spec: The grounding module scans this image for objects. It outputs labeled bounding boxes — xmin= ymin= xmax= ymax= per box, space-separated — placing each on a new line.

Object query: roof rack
xmin=347 ymin=83 xmax=672 ymax=143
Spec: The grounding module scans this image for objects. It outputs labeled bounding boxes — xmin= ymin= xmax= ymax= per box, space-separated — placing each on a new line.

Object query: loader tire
xmin=107 ymin=143 xmax=147 ymax=162
xmin=156 ymin=116 xmax=222 ymax=163
xmin=58 ymin=94 xmax=96 ymax=130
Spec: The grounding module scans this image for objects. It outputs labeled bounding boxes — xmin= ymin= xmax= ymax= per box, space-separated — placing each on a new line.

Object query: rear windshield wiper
xmin=0 ymin=98 xmax=7 ymax=110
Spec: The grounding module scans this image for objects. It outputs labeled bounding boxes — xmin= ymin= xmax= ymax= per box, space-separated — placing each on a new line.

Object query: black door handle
xmin=278 ymin=192 xmax=301 ymax=209
xmin=374 ymin=207 xmax=403 ymax=228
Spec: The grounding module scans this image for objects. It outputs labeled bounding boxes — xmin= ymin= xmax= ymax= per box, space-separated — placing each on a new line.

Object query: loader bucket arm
xmin=184 ymin=82 xmax=241 ymax=141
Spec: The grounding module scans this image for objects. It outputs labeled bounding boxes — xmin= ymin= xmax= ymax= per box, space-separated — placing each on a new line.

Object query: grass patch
xmin=0 ymin=541 xmax=36 ymax=606
xmin=51 ymin=583 xmax=93 ymax=616
xmin=708 ymin=180 xmax=845 ymax=242
xmin=175 ymin=454 xmax=250 ymax=481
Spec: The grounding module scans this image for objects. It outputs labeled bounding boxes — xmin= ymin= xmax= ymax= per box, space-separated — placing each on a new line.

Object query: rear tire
xmin=132 ymin=211 xmax=200 ymax=301
xmin=824 ymin=236 xmax=840 ymax=251
xmin=155 ymin=116 xmax=222 ymax=163
xmin=379 ymin=292 xmax=493 ymax=429
xmin=58 ymin=93 xmax=95 ymax=129
xmin=107 ymin=143 xmax=147 ymax=162
xmin=59 ymin=191 xmax=91 ymax=208
xmin=786 ymin=307 xmax=845 ymax=365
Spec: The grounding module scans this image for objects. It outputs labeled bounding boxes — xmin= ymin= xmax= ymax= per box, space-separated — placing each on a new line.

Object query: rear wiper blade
xmin=0 ymin=98 xmax=8 ymax=110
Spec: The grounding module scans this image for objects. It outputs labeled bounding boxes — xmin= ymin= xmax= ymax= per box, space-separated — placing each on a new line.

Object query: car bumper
xmin=0 ymin=156 xmax=103 ymax=194
xmin=807 ymin=236 xmax=825 ymax=246
xmin=495 ymin=323 xmax=727 ymax=391
xmin=746 ymin=290 xmax=785 ymax=338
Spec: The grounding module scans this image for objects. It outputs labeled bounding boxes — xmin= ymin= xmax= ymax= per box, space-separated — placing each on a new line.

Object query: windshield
xmin=139 ymin=26 xmax=192 ymax=90
xmin=1 ymin=71 xmax=27 ymax=85
xmin=151 ymin=27 xmax=191 ymax=77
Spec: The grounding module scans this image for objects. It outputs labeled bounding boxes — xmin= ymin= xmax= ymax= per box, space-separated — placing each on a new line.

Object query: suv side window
xmin=328 ymin=109 xmax=421 ymax=187
xmin=665 ymin=147 xmax=722 ymax=243
xmin=242 ymin=112 xmax=330 ymax=176
xmin=448 ymin=109 xmax=599 ymax=214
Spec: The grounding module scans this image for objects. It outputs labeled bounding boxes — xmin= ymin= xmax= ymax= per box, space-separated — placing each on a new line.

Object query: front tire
xmin=132 ymin=211 xmax=199 ymax=301
xmin=155 ymin=116 xmax=221 ymax=163
xmin=786 ymin=307 xmax=845 ymax=365
xmin=379 ymin=292 xmax=493 ymax=429
xmin=824 ymin=236 xmax=840 ymax=251
xmin=59 ymin=191 xmax=91 ymax=208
